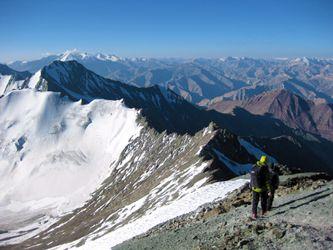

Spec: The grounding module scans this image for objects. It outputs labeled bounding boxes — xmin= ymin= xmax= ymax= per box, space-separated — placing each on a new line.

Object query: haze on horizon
xmin=1 ymin=0 xmax=332 ymax=62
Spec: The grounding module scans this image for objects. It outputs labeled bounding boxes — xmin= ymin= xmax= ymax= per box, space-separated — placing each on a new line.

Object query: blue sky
xmin=1 ymin=0 xmax=332 ymax=61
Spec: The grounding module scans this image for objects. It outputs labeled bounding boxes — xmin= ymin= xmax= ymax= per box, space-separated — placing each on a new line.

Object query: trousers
xmin=252 ymin=191 xmax=268 ymax=215
xmin=267 ymin=189 xmax=275 ymax=211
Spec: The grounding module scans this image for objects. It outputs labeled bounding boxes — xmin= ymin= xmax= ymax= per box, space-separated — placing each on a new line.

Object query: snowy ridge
xmin=58 ymin=49 xmax=121 ymax=63
xmin=35 ymin=60 xmax=210 ymax=134
xmin=0 ymin=89 xmax=142 ymax=244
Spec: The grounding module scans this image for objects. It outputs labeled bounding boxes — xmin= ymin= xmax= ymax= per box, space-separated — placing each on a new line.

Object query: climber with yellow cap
xmin=250 ymin=155 xmax=272 ymax=219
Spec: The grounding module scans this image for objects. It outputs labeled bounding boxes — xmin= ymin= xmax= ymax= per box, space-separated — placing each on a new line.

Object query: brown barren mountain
xmin=207 ymin=89 xmax=333 ymax=141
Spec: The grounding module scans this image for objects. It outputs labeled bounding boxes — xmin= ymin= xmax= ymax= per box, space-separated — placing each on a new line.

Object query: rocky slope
xmin=115 ymin=173 xmax=333 ymax=250
xmin=202 ymin=88 xmax=333 ymax=176
xmin=205 ymin=89 xmax=333 ymax=141
xmin=200 ymin=78 xmax=333 ymax=105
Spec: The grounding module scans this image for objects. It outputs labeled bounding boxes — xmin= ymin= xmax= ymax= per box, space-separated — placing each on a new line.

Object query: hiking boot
xmin=251 ymin=213 xmax=257 ymax=220
xmin=261 ymin=211 xmax=268 ymax=216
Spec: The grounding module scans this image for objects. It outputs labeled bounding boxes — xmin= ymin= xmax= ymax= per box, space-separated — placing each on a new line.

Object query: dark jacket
xmin=268 ymin=166 xmax=279 ymax=190
xmin=250 ymin=162 xmax=271 ymax=193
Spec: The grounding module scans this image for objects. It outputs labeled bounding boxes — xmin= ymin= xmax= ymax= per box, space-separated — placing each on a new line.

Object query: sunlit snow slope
xmin=0 ymin=89 xmax=141 ymax=243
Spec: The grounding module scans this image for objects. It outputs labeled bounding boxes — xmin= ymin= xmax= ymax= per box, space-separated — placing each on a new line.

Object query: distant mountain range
xmin=6 ymin=50 xmax=333 ymax=104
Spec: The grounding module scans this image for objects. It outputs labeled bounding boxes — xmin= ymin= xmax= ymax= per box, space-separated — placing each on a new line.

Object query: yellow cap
xmin=259 ymin=155 xmax=268 ymax=165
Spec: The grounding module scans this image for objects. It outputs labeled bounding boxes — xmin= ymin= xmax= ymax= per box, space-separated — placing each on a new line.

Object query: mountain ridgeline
xmin=6 ymin=60 xmax=332 ymax=176
xmin=7 ymin=51 xmax=333 ymax=104
xmin=38 ymin=60 xmax=210 ymax=134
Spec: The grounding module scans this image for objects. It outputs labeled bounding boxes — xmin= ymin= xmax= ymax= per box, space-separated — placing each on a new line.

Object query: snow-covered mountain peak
xmin=59 ymin=49 xmax=89 ymax=61
xmin=96 ymin=53 xmax=120 ymax=62
xmin=96 ymin=53 xmax=109 ymax=61
xmin=290 ymin=56 xmax=312 ymax=66
xmin=57 ymin=49 xmax=121 ymax=63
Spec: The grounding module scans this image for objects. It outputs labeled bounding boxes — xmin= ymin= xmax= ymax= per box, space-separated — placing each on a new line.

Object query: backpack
xmin=250 ymin=164 xmax=261 ymax=190
xmin=250 ymin=164 xmax=269 ymax=192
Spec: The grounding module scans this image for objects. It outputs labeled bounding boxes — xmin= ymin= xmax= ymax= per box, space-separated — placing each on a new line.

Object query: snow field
xmin=0 ymin=89 xmax=141 ymax=244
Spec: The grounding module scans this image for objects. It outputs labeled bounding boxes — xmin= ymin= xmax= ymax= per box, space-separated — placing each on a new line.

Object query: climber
xmin=250 ymin=155 xmax=271 ymax=219
xmin=267 ymin=163 xmax=280 ymax=211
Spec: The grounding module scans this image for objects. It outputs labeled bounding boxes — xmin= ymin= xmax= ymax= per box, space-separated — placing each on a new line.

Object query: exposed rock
xmin=271 ymin=228 xmax=286 ymax=239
